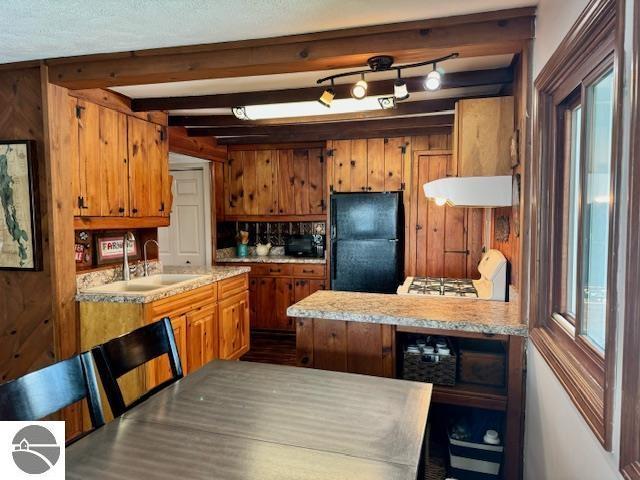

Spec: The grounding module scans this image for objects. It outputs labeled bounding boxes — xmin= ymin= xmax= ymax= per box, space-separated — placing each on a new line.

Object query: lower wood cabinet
xmin=230 ymin=262 xmax=326 ymax=332
xmin=296 ymin=319 xmax=395 ymax=378
xmin=186 ymin=304 xmax=218 ymax=373
xmin=218 ymin=291 xmax=250 ymax=359
xmin=152 ymin=315 xmax=188 ymax=385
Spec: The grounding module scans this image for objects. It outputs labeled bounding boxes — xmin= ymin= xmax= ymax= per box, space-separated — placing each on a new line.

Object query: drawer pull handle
xmin=270 ymin=268 xmax=281 ymax=273
xmin=302 ymin=269 xmax=314 ymax=273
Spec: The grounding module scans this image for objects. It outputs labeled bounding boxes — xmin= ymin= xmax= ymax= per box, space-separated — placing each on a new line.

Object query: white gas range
xmin=397 ymin=249 xmax=508 ymax=301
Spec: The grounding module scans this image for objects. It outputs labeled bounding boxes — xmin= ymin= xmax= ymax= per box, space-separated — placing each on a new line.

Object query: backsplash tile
xmin=217 ymin=220 xmax=326 ymax=248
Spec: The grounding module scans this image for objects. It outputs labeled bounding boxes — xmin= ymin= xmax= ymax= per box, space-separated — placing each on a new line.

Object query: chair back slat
xmin=92 ymin=317 xmax=183 ymax=418
xmin=0 ymin=352 xmax=105 ymax=429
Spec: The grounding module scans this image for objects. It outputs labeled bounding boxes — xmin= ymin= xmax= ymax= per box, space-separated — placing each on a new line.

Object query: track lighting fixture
xmin=393 ymin=70 xmax=409 ymax=101
xmin=351 ymin=74 xmax=368 ymax=100
xmin=424 ymin=65 xmax=442 ymax=91
xmin=318 ymin=79 xmax=336 ymax=107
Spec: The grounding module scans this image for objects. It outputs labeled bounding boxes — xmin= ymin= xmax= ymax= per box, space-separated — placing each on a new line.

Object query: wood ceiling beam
xmin=169 ymin=97 xmax=460 ymax=127
xmin=168 ymin=126 xmax=227 ymax=162
xmin=186 ymin=114 xmax=454 ymax=137
xmin=47 ymin=8 xmax=534 ymax=89
xmin=216 ymin=126 xmax=453 ymax=145
xmin=133 ymin=67 xmax=512 ymax=111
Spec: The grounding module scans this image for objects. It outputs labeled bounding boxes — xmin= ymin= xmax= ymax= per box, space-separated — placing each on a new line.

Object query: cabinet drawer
xmin=147 ymin=284 xmax=217 ymax=321
xmin=249 ymin=264 xmax=293 ymax=277
xmin=292 ymin=264 xmax=326 ymax=278
xmin=218 ymin=273 xmax=249 ymax=299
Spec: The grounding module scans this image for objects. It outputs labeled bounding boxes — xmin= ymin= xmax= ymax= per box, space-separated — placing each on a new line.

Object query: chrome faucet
xmin=143 ymin=239 xmax=160 ymax=276
xmin=122 ymin=231 xmax=135 ymax=281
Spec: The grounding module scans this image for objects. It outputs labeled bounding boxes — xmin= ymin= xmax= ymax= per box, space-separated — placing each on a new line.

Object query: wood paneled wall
xmin=0 ymin=67 xmax=55 ymax=383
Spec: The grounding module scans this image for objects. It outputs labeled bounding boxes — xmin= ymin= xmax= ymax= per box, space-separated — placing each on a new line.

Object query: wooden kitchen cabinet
xmin=224 ymin=147 xmax=325 ymax=218
xmin=221 ymin=262 xmax=326 ymax=332
xmin=152 ymin=315 xmax=188 ymax=385
xmin=70 ymin=92 xmax=171 ymax=225
xmin=275 ymin=277 xmax=294 ymax=330
xmin=218 ymin=291 xmax=250 ymax=359
xmin=75 ymin=99 xmax=129 ymax=216
xmin=329 ymin=137 xmax=407 ymax=193
xmin=186 ymin=304 xmax=218 ymax=373
xmin=128 ymin=116 xmax=171 ymax=217
xmin=454 ymin=96 xmax=514 ymax=177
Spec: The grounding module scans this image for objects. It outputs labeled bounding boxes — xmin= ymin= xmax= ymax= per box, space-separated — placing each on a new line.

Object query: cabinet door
xmin=350 ymin=139 xmax=368 ymax=192
xmin=218 ymin=291 xmax=250 ymax=359
xmin=128 ymin=117 xmax=167 ymax=217
xmin=331 ymin=140 xmax=351 ymax=192
xmin=255 ymin=150 xmax=277 ymax=215
xmin=186 ymin=304 xmax=217 ymax=373
xmin=78 ymin=100 xmax=128 ymax=216
xmin=275 ymin=277 xmax=294 ymax=331
xmin=366 ymin=138 xmax=385 ymax=192
xmin=276 ymin=149 xmax=295 ymax=214
xmin=294 ymin=278 xmax=325 ymax=303
xmin=384 ymin=137 xmax=405 ymax=191
xmin=151 ymin=315 xmax=187 ymax=386
xmin=250 ymin=276 xmax=277 ymax=329
xmin=307 ymin=148 xmax=325 ymax=214
xmin=213 ymin=161 xmax=225 ymax=220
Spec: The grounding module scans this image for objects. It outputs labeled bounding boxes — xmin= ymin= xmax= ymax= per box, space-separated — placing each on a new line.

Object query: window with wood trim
xmin=620 ymin=0 xmax=640 ymax=477
xmin=530 ymin=0 xmax=620 ymax=450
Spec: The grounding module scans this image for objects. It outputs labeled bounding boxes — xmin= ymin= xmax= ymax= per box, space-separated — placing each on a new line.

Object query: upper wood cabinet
xmin=75 ymin=100 xmax=129 ymax=216
xmin=224 ymin=147 xmax=325 ymax=218
xmin=71 ymin=96 xmax=170 ymax=220
xmin=453 ymin=96 xmax=515 ymax=177
xmin=127 ymin=116 xmax=170 ymax=217
xmin=329 ymin=137 xmax=407 ymax=193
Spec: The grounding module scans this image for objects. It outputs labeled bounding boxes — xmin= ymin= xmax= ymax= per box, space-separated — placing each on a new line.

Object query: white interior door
xmin=158 ymin=169 xmax=207 ymax=266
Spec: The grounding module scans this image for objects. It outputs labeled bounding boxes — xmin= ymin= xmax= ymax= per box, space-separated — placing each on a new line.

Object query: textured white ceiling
xmin=0 ymin=0 xmax=535 ymax=64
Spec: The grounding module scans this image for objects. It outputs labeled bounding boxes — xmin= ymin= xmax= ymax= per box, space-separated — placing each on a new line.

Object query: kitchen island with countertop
xmin=287 ymin=290 xmax=525 ymax=337
xmin=288 ymin=289 xmax=526 ymax=480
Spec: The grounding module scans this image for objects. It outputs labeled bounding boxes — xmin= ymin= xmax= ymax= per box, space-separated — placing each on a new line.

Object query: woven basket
xmin=402 ymin=337 xmax=456 ymax=386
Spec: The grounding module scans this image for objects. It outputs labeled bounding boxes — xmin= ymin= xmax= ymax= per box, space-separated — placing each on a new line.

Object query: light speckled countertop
xmin=287 ymin=290 xmax=526 ymax=337
xmin=218 ymin=255 xmax=326 ymax=264
xmin=76 ymin=265 xmax=250 ymax=304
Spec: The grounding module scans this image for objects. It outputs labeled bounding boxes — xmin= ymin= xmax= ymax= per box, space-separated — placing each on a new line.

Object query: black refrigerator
xmin=330 ymin=192 xmax=404 ymax=293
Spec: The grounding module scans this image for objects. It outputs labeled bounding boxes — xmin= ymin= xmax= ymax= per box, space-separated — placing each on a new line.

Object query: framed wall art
xmin=0 ymin=140 xmax=41 ymax=270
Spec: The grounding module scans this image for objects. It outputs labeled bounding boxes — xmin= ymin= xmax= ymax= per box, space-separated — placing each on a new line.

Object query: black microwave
xmin=285 ymin=235 xmax=324 ymax=258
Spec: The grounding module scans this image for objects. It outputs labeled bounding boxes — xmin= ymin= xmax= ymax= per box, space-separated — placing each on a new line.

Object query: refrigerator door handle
xmin=331 ymin=242 xmax=337 ymax=280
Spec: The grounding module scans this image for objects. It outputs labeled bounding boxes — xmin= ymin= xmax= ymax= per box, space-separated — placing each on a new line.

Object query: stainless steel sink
xmin=81 ymin=274 xmax=209 ymax=295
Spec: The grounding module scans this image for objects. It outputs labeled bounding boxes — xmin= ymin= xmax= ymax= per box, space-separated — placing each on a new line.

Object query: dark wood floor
xmin=241 ymin=330 xmax=297 ymax=366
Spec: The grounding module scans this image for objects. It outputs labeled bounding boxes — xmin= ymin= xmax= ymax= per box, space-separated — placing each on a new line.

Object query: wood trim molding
xmin=529 ymin=0 xmax=621 ymax=450
xmin=45 ymin=8 xmax=534 ymax=89
xmin=67 ymin=89 xmax=168 ymax=126
xmin=74 ymin=216 xmax=169 ymax=231
xmin=620 ymin=0 xmax=640 ymax=476
xmin=168 ymin=126 xmax=227 ymax=162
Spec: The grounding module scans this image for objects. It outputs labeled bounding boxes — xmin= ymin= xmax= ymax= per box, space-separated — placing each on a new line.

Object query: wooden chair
xmin=92 ymin=317 xmax=183 ymax=418
xmin=0 ymin=352 xmax=105 ymax=430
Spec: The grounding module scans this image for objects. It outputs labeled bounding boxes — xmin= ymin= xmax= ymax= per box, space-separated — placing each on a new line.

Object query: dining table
xmin=66 ymin=360 xmax=432 ymax=479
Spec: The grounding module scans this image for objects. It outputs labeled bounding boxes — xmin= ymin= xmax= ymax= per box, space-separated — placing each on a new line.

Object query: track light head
xmin=318 ymin=79 xmax=336 ymax=107
xmin=393 ymin=70 xmax=409 ymax=100
xmin=351 ymin=74 xmax=368 ymax=100
xmin=424 ymin=65 xmax=442 ymax=91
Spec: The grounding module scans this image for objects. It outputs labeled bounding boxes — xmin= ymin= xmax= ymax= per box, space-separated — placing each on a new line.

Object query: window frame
xmin=529 ymin=0 xmax=621 ymax=450
xmin=619 ymin=0 xmax=640 ymax=476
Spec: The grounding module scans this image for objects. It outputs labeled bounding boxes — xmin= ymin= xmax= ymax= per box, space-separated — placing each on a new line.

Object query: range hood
xmin=423 ymin=176 xmax=512 ymax=207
